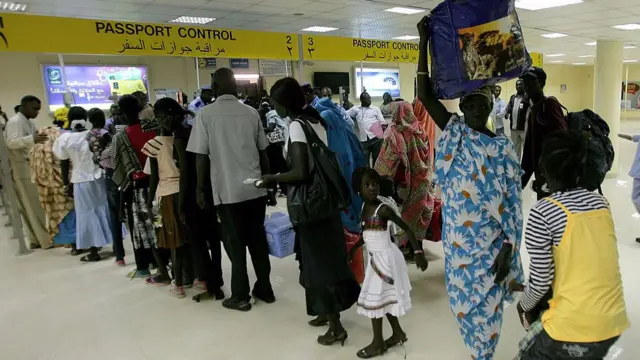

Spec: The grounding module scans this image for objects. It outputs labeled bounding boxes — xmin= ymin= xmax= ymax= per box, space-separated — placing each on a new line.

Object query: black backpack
xmin=563 ymin=108 xmax=615 ymax=193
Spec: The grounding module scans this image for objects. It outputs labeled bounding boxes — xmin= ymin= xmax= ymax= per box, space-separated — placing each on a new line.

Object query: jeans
xmin=217 ymin=196 xmax=273 ymax=302
xmin=521 ymin=330 xmax=619 ymax=360
xmin=105 ymin=169 xmax=124 ymax=260
xmin=511 ymin=130 xmax=526 ymax=162
xmin=362 ymin=137 xmax=383 ymax=167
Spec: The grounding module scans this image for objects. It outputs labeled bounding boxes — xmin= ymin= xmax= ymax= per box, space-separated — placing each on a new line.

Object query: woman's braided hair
xmin=540 ymin=130 xmax=589 ymax=192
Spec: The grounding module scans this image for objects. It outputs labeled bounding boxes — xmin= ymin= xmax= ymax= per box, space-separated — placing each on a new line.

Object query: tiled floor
xmin=1 ymin=122 xmax=639 ymax=360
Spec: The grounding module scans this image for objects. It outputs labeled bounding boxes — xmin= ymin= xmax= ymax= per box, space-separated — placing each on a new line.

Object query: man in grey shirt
xmin=187 ymin=68 xmax=274 ymax=312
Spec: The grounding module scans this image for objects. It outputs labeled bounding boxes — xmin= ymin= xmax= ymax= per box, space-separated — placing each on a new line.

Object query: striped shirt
xmin=520 ymin=188 xmax=610 ymax=311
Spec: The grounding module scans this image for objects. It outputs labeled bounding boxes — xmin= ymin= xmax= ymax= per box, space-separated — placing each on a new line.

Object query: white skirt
xmin=357 ymin=231 xmax=412 ymax=319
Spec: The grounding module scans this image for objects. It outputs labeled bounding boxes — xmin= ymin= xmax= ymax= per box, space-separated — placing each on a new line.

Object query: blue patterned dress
xmin=434 ymin=115 xmax=524 ymax=360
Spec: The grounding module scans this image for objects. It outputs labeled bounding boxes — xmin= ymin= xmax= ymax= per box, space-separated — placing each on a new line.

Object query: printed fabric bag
xmin=428 ymin=0 xmax=532 ymax=99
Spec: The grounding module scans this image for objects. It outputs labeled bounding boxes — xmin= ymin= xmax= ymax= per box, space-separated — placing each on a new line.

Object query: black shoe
xmin=308 ymin=315 xmax=329 ymax=327
xmin=252 ymin=291 xmax=276 ymax=304
xmin=317 ymin=330 xmax=348 ymax=346
xmin=357 ymin=345 xmax=387 ymax=359
xmin=192 ymin=289 xmax=225 ymax=303
xmin=636 ymin=238 xmax=640 ymax=244
xmin=222 ymin=298 xmax=252 ymax=312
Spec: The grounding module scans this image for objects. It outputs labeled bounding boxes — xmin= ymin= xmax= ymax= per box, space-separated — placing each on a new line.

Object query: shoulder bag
xmin=287 ymin=117 xmax=351 ymax=225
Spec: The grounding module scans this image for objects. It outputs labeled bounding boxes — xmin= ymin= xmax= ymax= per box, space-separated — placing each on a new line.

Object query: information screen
xmin=354 ymin=68 xmax=400 ymax=98
xmin=42 ymin=65 xmax=149 ymax=110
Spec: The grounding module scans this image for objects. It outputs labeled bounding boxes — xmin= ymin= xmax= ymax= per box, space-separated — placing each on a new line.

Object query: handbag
xmin=266 ymin=125 xmax=285 ymax=144
xmin=428 ymin=0 xmax=532 ymax=99
xmin=287 ymin=117 xmax=352 ymax=226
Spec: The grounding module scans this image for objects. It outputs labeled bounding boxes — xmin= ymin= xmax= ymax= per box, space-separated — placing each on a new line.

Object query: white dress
xmin=357 ymin=204 xmax=412 ymax=319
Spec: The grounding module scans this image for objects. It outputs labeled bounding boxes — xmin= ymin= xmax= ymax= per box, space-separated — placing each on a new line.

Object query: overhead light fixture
xmin=624 ymin=60 xmax=639 ymax=63
xmin=515 ymin=0 xmax=583 ymax=11
xmin=549 ymin=60 xmax=565 ymax=63
xmin=301 ymin=26 xmax=339 ymax=32
xmin=572 ymin=63 xmax=587 ymax=65
xmin=384 ymin=7 xmax=425 ymax=15
xmin=541 ymin=33 xmax=568 ymax=39
xmin=613 ymin=24 xmax=640 ymax=30
xmin=0 ymin=1 xmax=27 ymax=11
xmin=585 ymin=42 xmax=597 ymax=46
xmin=393 ymin=35 xmax=420 ymax=40
xmin=170 ymin=16 xmax=215 ymax=24
xmin=234 ymin=74 xmax=260 ymax=80
xmin=579 ymin=55 xmax=595 ymax=58
xmin=546 ymin=54 xmax=565 ymax=57
xmin=625 ymin=45 xmax=637 ymax=49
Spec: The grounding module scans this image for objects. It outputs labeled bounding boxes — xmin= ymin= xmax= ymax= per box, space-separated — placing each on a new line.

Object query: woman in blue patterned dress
xmin=417 ymin=17 xmax=524 ymax=359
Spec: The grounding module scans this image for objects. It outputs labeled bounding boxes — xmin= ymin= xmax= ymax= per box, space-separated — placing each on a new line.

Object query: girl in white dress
xmin=350 ymin=167 xmax=428 ymax=358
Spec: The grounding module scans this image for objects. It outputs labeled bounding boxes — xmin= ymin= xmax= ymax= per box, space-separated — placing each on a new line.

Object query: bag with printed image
xmin=428 ymin=0 xmax=532 ymax=99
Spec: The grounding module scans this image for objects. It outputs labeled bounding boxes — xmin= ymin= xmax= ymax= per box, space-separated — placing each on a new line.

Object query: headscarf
xmin=314 ymin=97 xmax=366 ymax=233
xmin=413 ymin=98 xmax=436 ymax=159
xmin=375 ymin=102 xmax=433 ymax=240
xmin=28 ymin=126 xmax=75 ymax=243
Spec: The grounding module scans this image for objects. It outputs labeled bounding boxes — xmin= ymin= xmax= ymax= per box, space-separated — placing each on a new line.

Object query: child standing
xmin=351 ymin=168 xmax=428 ymax=358
xmin=619 ymin=133 xmax=640 ymax=243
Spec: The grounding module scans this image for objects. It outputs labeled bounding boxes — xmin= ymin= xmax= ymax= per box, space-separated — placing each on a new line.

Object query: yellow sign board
xmin=0 ymin=13 xmax=299 ymax=60
xmin=303 ymin=35 xmax=419 ymax=63
xmin=530 ymin=52 xmax=543 ymax=68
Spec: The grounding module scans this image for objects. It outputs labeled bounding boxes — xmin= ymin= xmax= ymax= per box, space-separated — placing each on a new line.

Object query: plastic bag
xmin=428 ymin=0 xmax=532 ymax=99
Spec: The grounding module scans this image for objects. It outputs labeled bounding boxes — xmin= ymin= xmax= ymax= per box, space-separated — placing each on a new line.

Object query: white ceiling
xmin=7 ymin=0 xmax=640 ymax=64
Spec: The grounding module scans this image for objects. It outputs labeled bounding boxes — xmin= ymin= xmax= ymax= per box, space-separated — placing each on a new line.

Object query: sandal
xmin=356 ymin=345 xmax=387 ymax=359
xmin=80 ymin=253 xmax=101 ymax=262
xmin=385 ymin=335 xmax=408 ymax=349
xmin=70 ymin=248 xmax=83 ymax=256
xmin=127 ymin=269 xmax=151 ymax=279
xmin=145 ymin=274 xmax=171 ymax=286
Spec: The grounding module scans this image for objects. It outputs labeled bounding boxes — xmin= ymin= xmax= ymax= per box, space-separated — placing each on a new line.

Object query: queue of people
xmin=0 ymin=17 xmax=630 ymax=360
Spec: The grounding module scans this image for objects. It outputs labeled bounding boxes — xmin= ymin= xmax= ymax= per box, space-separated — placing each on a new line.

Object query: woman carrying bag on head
xmin=258 ymin=77 xmax=360 ymax=347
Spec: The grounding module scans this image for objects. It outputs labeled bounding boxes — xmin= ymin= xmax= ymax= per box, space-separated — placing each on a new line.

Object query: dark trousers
xmin=522 ymin=330 xmax=618 ymax=360
xmin=362 ymin=137 xmax=383 ymax=167
xmin=105 ymin=169 xmax=124 ymax=260
xmin=123 ymin=186 xmax=156 ymax=271
xmin=217 ymin=196 xmax=273 ymax=302
xmin=189 ymin=205 xmax=224 ymax=291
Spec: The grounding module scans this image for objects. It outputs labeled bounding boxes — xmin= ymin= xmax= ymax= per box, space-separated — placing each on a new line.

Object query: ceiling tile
xmin=198 ymin=1 xmax=252 ymax=11
xmin=141 ymin=5 xmax=189 ymax=15
xmin=151 ymin=0 xmax=209 ymax=6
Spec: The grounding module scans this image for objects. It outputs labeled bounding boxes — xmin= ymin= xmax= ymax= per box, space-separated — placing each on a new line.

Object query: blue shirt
xmin=629 ymin=136 xmax=640 ymax=178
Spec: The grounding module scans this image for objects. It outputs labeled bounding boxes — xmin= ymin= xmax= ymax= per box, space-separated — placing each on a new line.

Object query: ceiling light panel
xmin=549 ymin=60 xmax=565 ymax=63
xmin=384 ymin=7 xmax=425 ymax=15
xmin=572 ymin=63 xmax=587 ymax=65
xmin=301 ymin=26 xmax=339 ymax=32
xmin=170 ymin=16 xmax=215 ymax=24
xmin=546 ymin=54 xmax=566 ymax=57
xmin=624 ymin=60 xmax=639 ymax=63
xmin=0 ymin=1 xmax=26 ymax=11
xmin=393 ymin=35 xmax=419 ymax=40
xmin=579 ymin=55 xmax=595 ymax=58
xmin=541 ymin=33 xmax=569 ymax=38
xmin=613 ymin=24 xmax=640 ymax=30
xmin=515 ymin=0 xmax=583 ymax=11
xmin=585 ymin=42 xmax=597 ymax=46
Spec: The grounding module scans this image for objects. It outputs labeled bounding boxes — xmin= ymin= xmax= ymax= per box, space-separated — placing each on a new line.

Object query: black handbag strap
xmin=291 ymin=118 xmax=328 ymax=155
